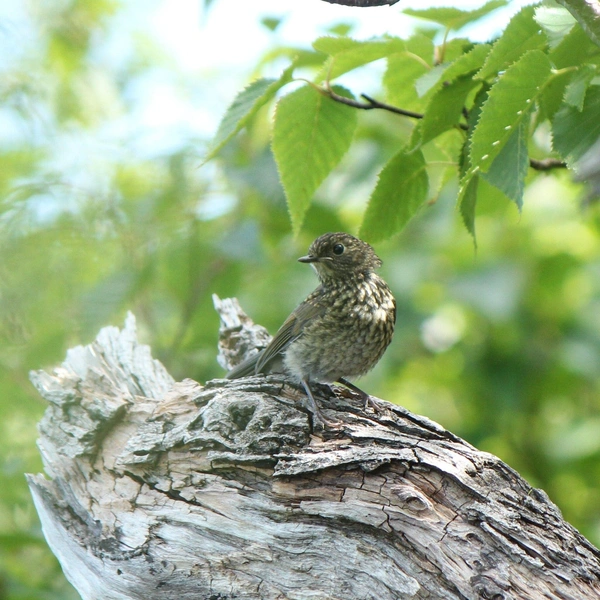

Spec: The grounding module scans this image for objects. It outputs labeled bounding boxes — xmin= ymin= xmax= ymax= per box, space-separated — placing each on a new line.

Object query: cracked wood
xmin=26 ymin=306 xmax=600 ymax=599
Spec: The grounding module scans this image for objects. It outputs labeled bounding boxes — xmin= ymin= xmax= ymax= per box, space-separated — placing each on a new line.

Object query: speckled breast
xmin=283 ymin=275 xmax=396 ymax=383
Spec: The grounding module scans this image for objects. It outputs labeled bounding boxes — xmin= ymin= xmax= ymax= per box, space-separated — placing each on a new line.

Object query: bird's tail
xmin=225 ymin=351 xmax=263 ymax=379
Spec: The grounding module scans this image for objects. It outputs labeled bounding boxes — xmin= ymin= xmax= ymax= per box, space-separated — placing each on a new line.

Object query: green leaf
xmin=477 ymin=6 xmax=547 ymax=81
xmin=415 ymin=43 xmax=491 ymax=97
xmin=404 ymin=32 xmax=436 ymax=63
xmin=403 ymin=0 xmax=507 ymax=30
xmin=313 ymin=36 xmax=405 ymax=81
xmin=257 ymin=47 xmax=326 ymax=72
xmin=411 ymin=75 xmax=479 ymax=149
xmin=272 ymin=85 xmax=358 ymax=234
xmin=461 ymin=84 xmax=492 ymax=176
xmin=261 ymin=17 xmax=283 ymax=32
xmin=470 ymin=50 xmax=552 ymax=174
xmin=552 ymin=85 xmax=600 ymax=165
xmin=384 ymin=54 xmax=430 ymax=112
xmin=564 ymin=65 xmax=597 ymax=110
xmin=359 ymin=149 xmax=428 ymax=242
xmin=556 ymin=0 xmax=600 ymax=47
xmin=423 ymin=131 xmax=462 ymax=204
xmin=442 ymin=38 xmax=477 ymax=62
xmin=327 ymin=23 xmax=354 ymax=36
xmin=549 ymin=22 xmax=597 ymax=68
xmin=384 ymin=35 xmax=434 ymax=112
xmin=482 ymin=119 xmax=529 ymax=210
xmin=205 ymin=70 xmax=293 ymax=162
xmin=458 ymin=172 xmax=479 ymax=245
xmin=415 ymin=64 xmax=447 ymax=98
xmin=538 ymin=70 xmax=575 ymax=122
xmin=534 ymin=5 xmax=576 ymax=48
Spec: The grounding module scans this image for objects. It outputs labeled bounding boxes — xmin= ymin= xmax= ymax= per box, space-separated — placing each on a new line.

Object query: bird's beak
xmin=298 ymin=254 xmax=319 ymax=263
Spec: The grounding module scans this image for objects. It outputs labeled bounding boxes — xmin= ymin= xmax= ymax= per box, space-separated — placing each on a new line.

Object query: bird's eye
xmin=332 ymin=243 xmax=345 ymax=255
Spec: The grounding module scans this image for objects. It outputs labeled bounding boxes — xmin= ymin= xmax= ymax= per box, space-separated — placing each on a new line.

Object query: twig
xmin=322 ymin=86 xmax=568 ymax=172
xmin=529 ymin=158 xmax=567 ymax=171
xmin=324 ymin=87 xmax=472 ymax=131
xmin=359 ymin=93 xmax=426 ymax=121
xmin=321 ymin=86 xmax=425 ymax=120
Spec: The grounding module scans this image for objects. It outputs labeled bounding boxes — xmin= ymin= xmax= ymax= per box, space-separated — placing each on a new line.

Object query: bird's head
xmin=298 ymin=232 xmax=383 ymax=282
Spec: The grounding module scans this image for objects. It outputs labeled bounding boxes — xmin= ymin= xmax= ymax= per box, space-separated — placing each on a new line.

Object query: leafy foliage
xmin=557 ymin=0 xmax=600 ymax=46
xmin=205 ymin=73 xmax=292 ymax=162
xmin=313 ymin=36 xmax=405 ymax=80
xmin=553 ymin=86 xmax=600 ymax=165
xmin=403 ymin=0 xmax=508 ymax=30
xmin=208 ymin=2 xmax=600 ymax=242
xmin=360 ymin=149 xmax=428 ymax=242
xmin=272 ymin=84 xmax=357 ymax=232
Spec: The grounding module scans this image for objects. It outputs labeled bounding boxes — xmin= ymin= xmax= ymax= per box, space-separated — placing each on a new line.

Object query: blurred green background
xmin=1 ymin=0 xmax=599 ymax=597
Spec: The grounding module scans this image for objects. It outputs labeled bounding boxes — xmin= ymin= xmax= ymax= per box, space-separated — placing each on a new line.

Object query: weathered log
xmin=27 ymin=303 xmax=600 ymax=599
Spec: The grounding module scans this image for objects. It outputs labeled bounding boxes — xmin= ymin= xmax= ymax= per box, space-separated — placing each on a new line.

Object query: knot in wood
xmin=390 ymin=484 xmax=433 ymax=513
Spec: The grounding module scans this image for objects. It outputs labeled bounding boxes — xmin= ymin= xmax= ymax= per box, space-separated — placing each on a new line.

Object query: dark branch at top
xmin=321 ymin=0 xmax=400 ymax=5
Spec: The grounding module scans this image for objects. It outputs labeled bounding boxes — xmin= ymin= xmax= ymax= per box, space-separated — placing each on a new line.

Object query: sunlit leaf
xmin=411 ymin=75 xmax=478 ymax=149
xmin=470 ymin=50 xmax=552 ymax=174
xmin=423 ymin=131 xmax=462 ymax=204
xmin=313 ymin=36 xmax=405 ymax=81
xmin=538 ymin=70 xmax=575 ymax=123
xmin=384 ymin=54 xmax=430 ymax=112
xmin=534 ymin=5 xmax=577 ymax=47
xmin=563 ymin=65 xmax=597 ymax=111
xmin=549 ymin=23 xmax=596 ymax=68
xmin=552 ymin=85 xmax=600 ymax=165
xmin=403 ymin=0 xmax=507 ymax=30
xmin=327 ymin=23 xmax=354 ymax=36
xmin=416 ymin=43 xmax=491 ymax=97
xmin=477 ymin=6 xmax=547 ymax=81
xmin=261 ymin=17 xmax=283 ymax=32
xmin=205 ymin=69 xmax=293 ymax=162
xmin=359 ymin=148 xmax=428 ymax=242
xmin=556 ymin=0 xmax=600 ymax=47
xmin=458 ymin=172 xmax=479 ymax=245
xmin=272 ymin=84 xmax=357 ymax=234
xmin=482 ymin=120 xmax=529 ymax=210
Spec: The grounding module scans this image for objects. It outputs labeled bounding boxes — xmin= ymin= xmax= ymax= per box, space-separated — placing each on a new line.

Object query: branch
xmin=27 ymin=307 xmax=600 ymax=599
xmin=322 ymin=86 xmax=425 ymax=120
xmin=323 ymin=88 xmax=568 ymax=172
xmin=529 ymin=157 xmax=568 ymax=171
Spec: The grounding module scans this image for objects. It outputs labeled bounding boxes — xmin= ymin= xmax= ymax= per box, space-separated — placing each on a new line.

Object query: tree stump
xmin=27 ymin=302 xmax=600 ymax=599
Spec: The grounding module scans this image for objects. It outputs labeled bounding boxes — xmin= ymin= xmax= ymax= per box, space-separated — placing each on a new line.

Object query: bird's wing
xmin=226 ymin=290 xmax=325 ymax=379
xmin=254 ymin=292 xmax=325 ymax=374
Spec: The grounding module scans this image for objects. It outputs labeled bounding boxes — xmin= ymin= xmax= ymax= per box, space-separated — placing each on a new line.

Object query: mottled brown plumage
xmin=226 ymin=232 xmax=396 ymax=428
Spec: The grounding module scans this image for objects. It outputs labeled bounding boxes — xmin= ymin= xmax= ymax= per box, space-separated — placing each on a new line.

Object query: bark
xmin=27 ymin=302 xmax=600 ymax=600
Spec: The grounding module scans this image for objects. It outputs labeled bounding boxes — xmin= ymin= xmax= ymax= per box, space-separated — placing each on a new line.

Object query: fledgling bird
xmin=226 ymin=232 xmax=396 ymax=428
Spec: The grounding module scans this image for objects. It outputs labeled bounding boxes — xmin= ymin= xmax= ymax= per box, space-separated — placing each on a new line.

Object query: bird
xmin=226 ymin=232 xmax=396 ymax=428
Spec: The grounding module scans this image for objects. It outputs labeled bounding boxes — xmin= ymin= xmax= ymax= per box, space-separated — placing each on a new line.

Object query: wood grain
xmin=27 ymin=306 xmax=600 ymax=599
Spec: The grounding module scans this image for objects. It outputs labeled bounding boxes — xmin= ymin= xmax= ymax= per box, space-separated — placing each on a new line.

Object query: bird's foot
xmin=310 ymin=410 xmax=343 ymax=431
xmin=301 ymin=379 xmax=342 ymax=431
xmin=364 ymin=395 xmax=387 ymax=413
xmin=336 ymin=378 xmax=387 ymax=414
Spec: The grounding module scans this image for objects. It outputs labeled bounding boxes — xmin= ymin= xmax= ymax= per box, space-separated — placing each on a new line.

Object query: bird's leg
xmin=301 ymin=379 xmax=340 ymax=429
xmin=337 ymin=377 xmax=385 ymax=413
